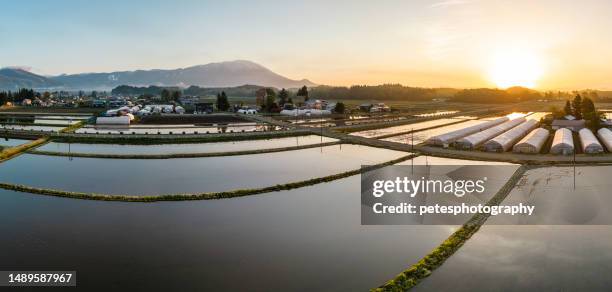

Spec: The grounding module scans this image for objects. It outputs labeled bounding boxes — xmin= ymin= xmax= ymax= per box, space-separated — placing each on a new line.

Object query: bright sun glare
xmin=488 ymin=50 xmax=544 ymax=89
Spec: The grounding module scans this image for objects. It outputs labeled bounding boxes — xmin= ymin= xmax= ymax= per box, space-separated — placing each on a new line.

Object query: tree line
xmin=552 ymin=94 xmax=602 ymax=128
xmin=0 ymin=88 xmax=37 ymax=105
xmin=309 ymin=84 xmax=455 ymax=101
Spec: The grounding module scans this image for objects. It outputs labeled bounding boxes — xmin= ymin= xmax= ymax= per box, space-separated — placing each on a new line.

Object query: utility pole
xmin=411 ymin=128 xmax=414 ymax=174
xmin=573 ymin=145 xmax=576 ymax=190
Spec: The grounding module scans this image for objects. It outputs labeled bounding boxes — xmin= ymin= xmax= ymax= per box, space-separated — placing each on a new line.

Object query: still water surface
xmin=0 ymin=137 xmax=32 ymax=147
xmin=37 ymin=135 xmax=338 ymax=155
xmin=0 ymin=145 xmax=407 ymax=195
xmin=0 ymin=176 xmax=456 ymax=291
xmin=415 ymin=165 xmax=612 ymax=291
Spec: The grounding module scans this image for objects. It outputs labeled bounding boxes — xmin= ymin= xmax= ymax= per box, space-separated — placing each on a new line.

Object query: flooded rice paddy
xmin=76 ymin=124 xmax=280 ymax=134
xmin=0 ymin=156 xmax=511 ymax=291
xmin=0 ymin=137 xmax=32 ymax=147
xmin=415 ymin=165 xmax=612 ymax=291
xmin=37 ymin=135 xmax=338 ymax=155
xmin=351 ymin=118 xmax=466 ymax=138
xmin=0 ymin=144 xmax=406 ymax=195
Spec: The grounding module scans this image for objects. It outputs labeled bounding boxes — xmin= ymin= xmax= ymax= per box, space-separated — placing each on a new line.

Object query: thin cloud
xmin=430 ymin=0 xmax=470 ymax=9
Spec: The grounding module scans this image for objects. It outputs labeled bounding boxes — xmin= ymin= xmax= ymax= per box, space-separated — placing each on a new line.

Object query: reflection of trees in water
xmin=1 ymin=117 xmax=35 ymax=124
xmin=216 ymin=123 xmax=228 ymax=133
xmin=255 ymin=124 xmax=278 ymax=132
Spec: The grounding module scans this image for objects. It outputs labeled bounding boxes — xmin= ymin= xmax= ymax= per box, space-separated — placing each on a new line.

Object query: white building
xmin=483 ymin=119 xmax=538 ymax=152
xmin=455 ymin=117 xmax=526 ymax=150
xmin=513 ymin=128 xmax=549 ymax=154
xmin=579 ymin=128 xmax=604 ymax=154
xmin=597 ymin=128 xmax=612 ymax=152
xmin=427 ymin=117 xmax=508 ymax=146
xmin=550 ymin=128 xmax=574 ymax=155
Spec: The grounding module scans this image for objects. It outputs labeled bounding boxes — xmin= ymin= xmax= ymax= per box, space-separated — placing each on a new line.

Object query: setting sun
xmin=488 ymin=50 xmax=544 ymax=89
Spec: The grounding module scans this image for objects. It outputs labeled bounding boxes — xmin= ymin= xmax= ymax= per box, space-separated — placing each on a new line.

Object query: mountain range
xmin=0 ymin=60 xmax=316 ymax=91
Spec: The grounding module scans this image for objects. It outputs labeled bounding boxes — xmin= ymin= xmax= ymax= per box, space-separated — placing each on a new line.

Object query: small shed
xmin=551 ymin=119 xmax=585 ymax=132
xmin=96 ymin=116 xmax=130 ymax=125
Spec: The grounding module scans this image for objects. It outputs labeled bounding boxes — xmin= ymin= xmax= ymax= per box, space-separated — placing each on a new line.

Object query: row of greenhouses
xmin=427 ymin=117 xmax=612 ymax=155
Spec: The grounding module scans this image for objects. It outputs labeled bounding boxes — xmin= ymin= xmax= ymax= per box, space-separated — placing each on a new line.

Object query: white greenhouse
xmin=455 ymin=117 xmax=526 ymax=150
xmin=426 ymin=117 xmax=508 ymax=146
xmin=578 ymin=128 xmax=604 ymax=154
xmin=513 ymin=128 xmax=549 ymax=154
xmin=483 ymin=119 xmax=539 ymax=152
xmin=550 ymin=128 xmax=574 ymax=155
xmin=597 ymin=128 xmax=612 ymax=152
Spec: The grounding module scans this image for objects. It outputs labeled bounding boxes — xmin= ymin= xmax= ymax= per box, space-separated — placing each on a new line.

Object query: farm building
xmin=96 ymin=116 xmax=130 ymax=125
xmin=597 ymin=128 xmax=612 ymax=152
xmin=483 ymin=119 xmax=539 ymax=152
xmin=550 ymin=128 xmax=574 ymax=155
xmin=455 ymin=117 xmax=526 ymax=150
xmin=551 ymin=119 xmax=585 ymax=132
xmin=513 ymin=128 xmax=549 ymax=154
xmin=578 ymin=128 xmax=604 ymax=154
xmin=426 ymin=117 xmax=508 ymax=146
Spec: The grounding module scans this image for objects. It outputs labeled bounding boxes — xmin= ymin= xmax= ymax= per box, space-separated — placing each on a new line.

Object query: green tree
xmin=171 ymin=91 xmax=181 ymax=102
xmin=42 ymin=91 xmax=51 ymax=101
xmin=278 ymin=88 xmax=288 ymax=106
xmin=582 ymin=97 xmax=595 ymax=118
xmin=264 ymin=96 xmax=274 ymax=112
xmin=550 ymin=106 xmax=564 ymax=119
xmin=261 ymin=88 xmax=276 ymax=112
xmin=334 ymin=102 xmax=345 ymax=114
xmin=572 ymin=94 xmax=583 ymax=119
xmin=161 ymin=89 xmax=170 ymax=101
xmin=564 ymin=100 xmax=572 ymax=116
xmin=297 ymin=85 xmax=309 ymax=101
xmin=216 ymin=91 xmax=230 ymax=111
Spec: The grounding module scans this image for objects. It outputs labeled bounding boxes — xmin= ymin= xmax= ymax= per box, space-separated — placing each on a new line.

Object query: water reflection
xmin=0 ymin=176 xmax=455 ymax=291
xmin=37 ymin=135 xmax=338 ymax=155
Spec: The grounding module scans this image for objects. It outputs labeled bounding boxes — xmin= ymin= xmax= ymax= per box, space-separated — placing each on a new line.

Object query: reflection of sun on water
xmin=506 ymin=112 xmax=527 ymax=120
xmin=488 ymin=50 xmax=544 ymax=89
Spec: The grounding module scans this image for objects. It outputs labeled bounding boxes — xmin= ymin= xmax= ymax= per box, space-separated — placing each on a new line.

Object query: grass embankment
xmin=51 ymin=130 xmax=313 ymax=145
xmin=59 ymin=121 xmax=86 ymax=133
xmin=372 ymin=165 xmax=527 ymax=292
xmin=27 ymin=141 xmax=341 ymax=159
xmin=0 ymin=137 xmax=50 ymax=163
xmin=0 ymin=122 xmax=85 ymax=162
xmin=0 ymin=154 xmax=417 ymax=202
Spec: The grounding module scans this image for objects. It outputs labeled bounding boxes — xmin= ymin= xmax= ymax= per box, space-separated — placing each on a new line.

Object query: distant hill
xmin=51 ymin=60 xmax=316 ymax=90
xmin=0 ymin=68 xmax=61 ymax=90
